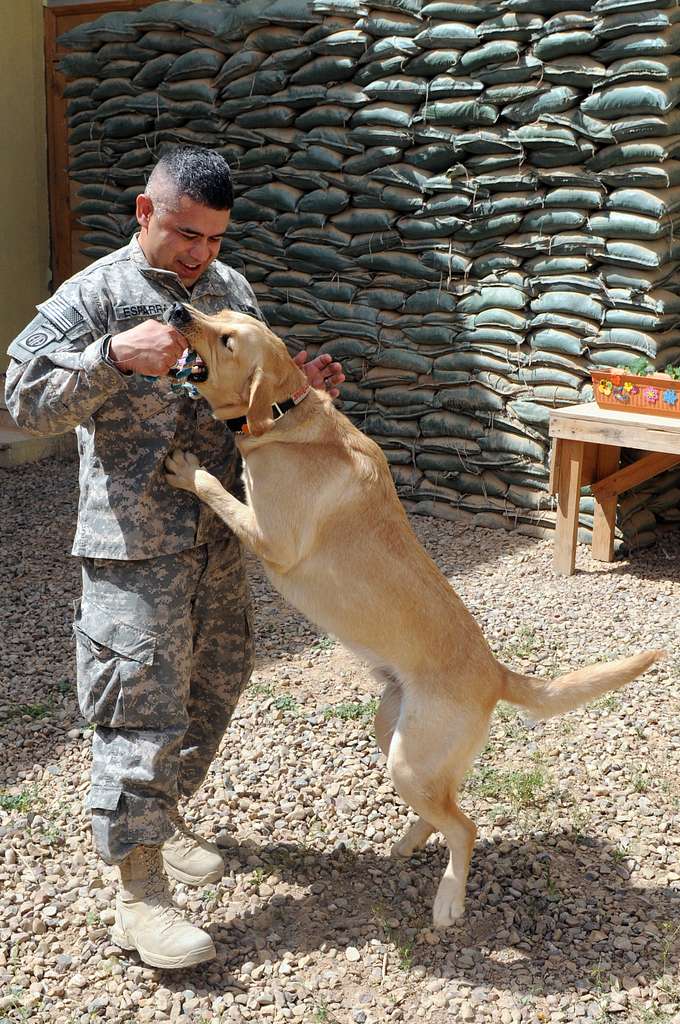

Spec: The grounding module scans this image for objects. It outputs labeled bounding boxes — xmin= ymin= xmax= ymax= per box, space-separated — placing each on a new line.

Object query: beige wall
xmin=0 ymin=0 xmax=49 ymax=374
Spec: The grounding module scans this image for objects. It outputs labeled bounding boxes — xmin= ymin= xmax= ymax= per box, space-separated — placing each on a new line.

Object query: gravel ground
xmin=1 ymin=453 xmax=679 ymax=1024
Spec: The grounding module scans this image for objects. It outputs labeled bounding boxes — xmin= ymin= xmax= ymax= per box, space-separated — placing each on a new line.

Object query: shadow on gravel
xmin=147 ymin=831 xmax=679 ymax=999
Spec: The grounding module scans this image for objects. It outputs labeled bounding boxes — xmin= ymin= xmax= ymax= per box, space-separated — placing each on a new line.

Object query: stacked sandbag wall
xmin=58 ymin=0 xmax=680 ymax=549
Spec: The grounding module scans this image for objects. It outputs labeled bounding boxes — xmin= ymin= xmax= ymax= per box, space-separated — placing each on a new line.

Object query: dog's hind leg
xmin=373 ymin=672 xmax=436 ymax=856
xmin=388 ymin=709 xmax=485 ymax=927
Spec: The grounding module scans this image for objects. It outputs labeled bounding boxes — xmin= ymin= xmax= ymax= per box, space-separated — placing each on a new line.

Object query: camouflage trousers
xmin=74 ymin=535 xmax=254 ymax=864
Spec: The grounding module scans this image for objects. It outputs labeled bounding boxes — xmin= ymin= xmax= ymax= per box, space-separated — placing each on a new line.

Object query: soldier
xmin=4 ymin=146 xmax=344 ymax=970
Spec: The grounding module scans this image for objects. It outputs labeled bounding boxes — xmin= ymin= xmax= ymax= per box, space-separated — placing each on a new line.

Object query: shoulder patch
xmin=39 ymin=294 xmax=87 ymax=336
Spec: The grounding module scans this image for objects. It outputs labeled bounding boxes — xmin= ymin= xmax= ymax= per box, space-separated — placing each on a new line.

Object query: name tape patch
xmin=114 ymin=303 xmax=169 ymax=321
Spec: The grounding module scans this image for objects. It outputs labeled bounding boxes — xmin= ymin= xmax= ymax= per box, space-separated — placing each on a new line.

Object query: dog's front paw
xmin=165 ymin=450 xmax=202 ymax=493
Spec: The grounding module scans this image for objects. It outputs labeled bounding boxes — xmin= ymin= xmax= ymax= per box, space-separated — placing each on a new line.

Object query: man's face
xmin=136 ymin=193 xmax=231 ymax=287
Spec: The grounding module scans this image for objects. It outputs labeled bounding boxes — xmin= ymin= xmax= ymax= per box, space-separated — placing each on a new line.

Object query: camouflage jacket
xmin=5 ymin=235 xmax=261 ymax=559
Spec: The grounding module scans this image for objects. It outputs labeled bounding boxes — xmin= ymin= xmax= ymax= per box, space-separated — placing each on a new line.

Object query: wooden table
xmin=548 ymin=402 xmax=680 ymax=575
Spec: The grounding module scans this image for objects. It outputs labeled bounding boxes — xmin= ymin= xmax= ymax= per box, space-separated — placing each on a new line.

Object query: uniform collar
xmin=129 ymin=234 xmax=226 ymax=301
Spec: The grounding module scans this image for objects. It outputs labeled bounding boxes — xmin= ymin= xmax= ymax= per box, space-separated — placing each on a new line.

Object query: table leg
xmin=591 ymin=443 xmax=620 ymax=563
xmin=553 ymin=439 xmax=585 ymax=576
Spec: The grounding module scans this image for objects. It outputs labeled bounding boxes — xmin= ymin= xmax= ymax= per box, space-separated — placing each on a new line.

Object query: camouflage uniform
xmin=5 ymin=235 xmax=257 ymax=862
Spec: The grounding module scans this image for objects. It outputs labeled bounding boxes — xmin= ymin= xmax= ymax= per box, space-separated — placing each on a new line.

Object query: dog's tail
xmin=501 ymin=649 xmax=664 ymax=721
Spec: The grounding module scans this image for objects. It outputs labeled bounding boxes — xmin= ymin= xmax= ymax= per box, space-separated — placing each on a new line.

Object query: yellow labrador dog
xmin=164 ymin=304 xmax=663 ymax=928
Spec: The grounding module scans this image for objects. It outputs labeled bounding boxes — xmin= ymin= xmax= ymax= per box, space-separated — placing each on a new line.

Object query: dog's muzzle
xmin=165 ymin=302 xmax=193 ymax=330
xmin=164 ymin=305 xmax=209 ymax=383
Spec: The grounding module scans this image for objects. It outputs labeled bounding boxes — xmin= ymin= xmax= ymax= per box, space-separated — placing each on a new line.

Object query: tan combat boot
xmin=111 ymin=845 xmax=216 ymax=969
xmin=162 ymin=809 xmax=225 ymax=887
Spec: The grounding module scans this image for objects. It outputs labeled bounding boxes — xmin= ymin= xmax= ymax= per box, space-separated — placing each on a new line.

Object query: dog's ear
xmin=246 ymin=366 xmax=275 ymax=436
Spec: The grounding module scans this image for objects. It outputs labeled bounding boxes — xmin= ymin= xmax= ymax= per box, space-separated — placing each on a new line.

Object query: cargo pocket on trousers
xmin=73 ymin=599 xmax=157 ymax=729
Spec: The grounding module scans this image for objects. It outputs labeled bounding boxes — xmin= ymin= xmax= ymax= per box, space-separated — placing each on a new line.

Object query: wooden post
xmin=591 ymin=444 xmax=620 ymax=563
xmin=553 ymin=439 xmax=584 ymax=576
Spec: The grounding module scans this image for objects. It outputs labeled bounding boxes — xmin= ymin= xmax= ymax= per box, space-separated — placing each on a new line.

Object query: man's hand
xmin=109 ymin=320 xmax=187 ymax=376
xmin=294 ymin=351 xmax=345 ymax=399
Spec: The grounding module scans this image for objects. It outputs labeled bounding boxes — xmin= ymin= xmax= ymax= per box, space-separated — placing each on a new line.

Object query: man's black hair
xmin=151 ymin=146 xmax=233 ymax=210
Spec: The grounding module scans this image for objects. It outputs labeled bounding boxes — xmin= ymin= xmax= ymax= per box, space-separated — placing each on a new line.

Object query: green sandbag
xmin=476 ymin=55 xmax=542 ymax=84
xmin=503 ymin=86 xmax=580 ymax=124
xmin=356 ymin=56 xmax=411 ymax=87
xmin=332 ymin=207 xmax=396 ymax=231
xmin=164 ymin=49 xmax=224 ymax=82
xmin=414 ymin=22 xmax=478 ymax=48
xmin=606 ymin=186 xmax=680 ymax=217
xmin=311 ymin=28 xmax=371 ymax=55
xmin=360 ymin=12 xmax=425 ymax=38
xmin=530 ymin=329 xmax=589 ymax=355
xmin=595 ymin=7 xmax=680 ymax=40
xmin=291 ymin=55 xmax=355 ymax=85
xmin=521 ymin=209 xmax=587 ymax=233
xmin=594 ymin=26 xmax=680 ymax=63
xmin=365 ymin=76 xmax=427 ymax=103
xmin=58 ymin=11 xmax=140 ymax=48
xmin=215 ymin=50 xmax=267 ymax=86
xmin=460 ymin=41 xmax=524 ymax=74
xmin=406 ymin=50 xmax=465 ymax=75
xmin=58 ymin=53 xmax=103 ymax=78
xmin=589 ymin=211 xmax=670 ymax=239
xmin=421 ymin=1 xmax=494 ymax=20
xmin=138 ymin=31 xmax=198 ymax=54
xmin=302 ymin=125 xmax=362 ymax=153
xmin=599 ymin=163 xmax=680 ymax=189
xmin=606 ymin=55 xmax=680 ymax=85
xmin=583 ymin=81 xmax=680 ymax=119
xmin=358 ymin=288 xmax=407 ymax=309
xmin=344 ymin=147 xmax=404 ymax=173
xmin=542 ymin=57 xmax=607 ymax=88
xmin=289 ymin=145 xmax=345 ymax=171
xmin=351 ymin=103 xmax=414 ymax=128
xmin=243 ymin=26 xmax=304 ymax=53
xmin=100 ymin=114 xmax=153 ymax=139
xmin=534 ymin=31 xmax=598 ymax=61
xmin=416 ymin=100 xmax=498 ymax=126
xmin=421 ymin=410 xmax=484 ymax=439
xmin=295 ymin=104 xmax=353 ymax=129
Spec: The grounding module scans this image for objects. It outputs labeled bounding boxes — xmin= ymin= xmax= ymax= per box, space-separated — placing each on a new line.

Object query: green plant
xmin=623 ymin=357 xmax=653 ymax=376
xmin=663 ymin=364 xmax=680 ymax=380
xmin=311 ymin=635 xmax=335 ymax=652
xmin=323 ymin=699 xmax=378 ymax=722
xmin=272 ymin=694 xmax=298 ymax=712
xmin=467 ymin=763 xmax=549 ymax=809
xmin=505 ymin=626 xmax=538 ymax=660
xmin=0 ymin=786 xmax=41 ymax=813
xmin=249 ymin=680 xmax=274 ymax=697
xmin=595 ymin=693 xmax=619 ymax=712
xmin=631 ymin=772 xmax=649 ymax=793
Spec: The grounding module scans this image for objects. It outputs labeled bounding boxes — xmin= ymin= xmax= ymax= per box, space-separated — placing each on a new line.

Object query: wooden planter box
xmin=591 ymin=369 xmax=680 ymax=418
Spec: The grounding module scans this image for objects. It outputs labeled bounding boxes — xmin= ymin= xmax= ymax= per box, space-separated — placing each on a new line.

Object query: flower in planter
xmin=598 ymin=379 xmax=613 ymax=396
xmin=623 ymin=381 xmax=633 ymax=392
xmin=662 ymin=389 xmax=678 ymax=406
xmin=613 ymin=386 xmax=629 ymax=402
xmin=644 ymin=386 xmax=659 ymax=403
xmin=612 ymin=374 xmax=623 ymax=386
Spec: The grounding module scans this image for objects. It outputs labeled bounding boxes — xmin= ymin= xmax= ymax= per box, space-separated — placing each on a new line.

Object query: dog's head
xmin=167 ymin=303 xmax=306 ymax=435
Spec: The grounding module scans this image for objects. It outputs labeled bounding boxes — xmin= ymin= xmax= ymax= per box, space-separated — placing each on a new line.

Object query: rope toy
xmin=143 ymin=348 xmax=206 ymax=399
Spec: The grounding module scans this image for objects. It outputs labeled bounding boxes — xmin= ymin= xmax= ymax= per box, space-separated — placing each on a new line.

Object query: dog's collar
xmin=226 ymin=385 xmax=311 ymax=436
